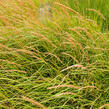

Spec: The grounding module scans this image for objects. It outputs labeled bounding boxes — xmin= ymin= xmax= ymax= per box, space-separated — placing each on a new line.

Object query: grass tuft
xmin=0 ymin=0 xmax=109 ymax=108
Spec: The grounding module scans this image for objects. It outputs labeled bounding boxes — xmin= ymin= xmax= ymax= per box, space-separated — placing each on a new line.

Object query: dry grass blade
xmin=45 ymin=52 xmax=63 ymax=64
xmin=15 ymin=49 xmax=46 ymax=63
xmin=61 ymin=64 xmax=86 ymax=72
xmin=69 ymin=28 xmax=82 ymax=36
xmin=31 ymin=32 xmax=57 ymax=48
xmin=25 ymin=46 xmax=41 ymax=54
xmin=22 ymin=96 xmax=48 ymax=109
xmin=99 ymin=104 xmax=109 ymax=109
xmin=55 ymin=92 xmax=76 ymax=97
xmin=0 ymin=65 xmax=4 ymax=69
xmin=86 ymin=47 xmax=109 ymax=51
xmin=55 ymin=2 xmax=82 ymax=18
xmin=59 ymin=5 xmax=72 ymax=24
xmin=48 ymin=21 xmax=63 ymax=31
xmin=3 ymin=70 xmax=27 ymax=73
xmin=73 ymin=27 xmax=94 ymax=41
xmin=15 ymin=49 xmax=36 ymax=55
xmin=0 ymin=36 xmax=6 ymax=40
xmin=85 ymin=18 xmax=98 ymax=27
xmin=32 ymin=55 xmax=47 ymax=64
xmin=61 ymin=52 xmax=79 ymax=63
xmin=0 ymin=43 xmax=12 ymax=51
xmin=48 ymin=84 xmax=80 ymax=89
xmin=69 ymin=28 xmax=86 ymax=40
xmin=87 ymin=8 xmax=106 ymax=20
xmin=65 ymin=32 xmax=85 ymax=53
xmin=64 ymin=38 xmax=77 ymax=48
xmin=0 ymin=15 xmax=10 ymax=25
xmin=48 ymin=84 xmax=99 ymax=91
xmin=79 ymin=86 xmax=99 ymax=91
xmin=0 ymin=59 xmax=21 ymax=67
xmin=95 ymin=32 xmax=106 ymax=44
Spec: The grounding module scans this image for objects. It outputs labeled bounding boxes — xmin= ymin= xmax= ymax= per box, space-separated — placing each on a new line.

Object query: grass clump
xmin=0 ymin=0 xmax=109 ymax=109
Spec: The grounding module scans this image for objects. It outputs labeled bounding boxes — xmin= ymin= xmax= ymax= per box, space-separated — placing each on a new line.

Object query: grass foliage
xmin=0 ymin=0 xmax=109 ymax=109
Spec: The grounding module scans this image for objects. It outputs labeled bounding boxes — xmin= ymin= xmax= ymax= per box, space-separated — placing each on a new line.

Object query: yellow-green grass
xmin=0 ymin=0 xmax=109 ymax=109
xmin=68 ymin=0 xmax=109 ymax=32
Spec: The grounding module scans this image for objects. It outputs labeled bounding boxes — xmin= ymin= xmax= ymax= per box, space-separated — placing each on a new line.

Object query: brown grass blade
xmin=0 ymin=65 xmax=4 ymax=69
xmin=61 ymin=52 xmax=79 ymax=63
xmin=69 ymin=28 xmax=82 ymax=36
xmin=65 ymin=32 xmax=85 ymax=53
xmin=69 ymin=28 xmax=86 ymax=40
xmin=0 ymin=59 xmax=21 ymax=67
xmin=61 ymin=64 xmax=86 ymax=72
xmin=48 ymin=84 xmax=80 ymax=89
xmin=0 ymin=43 xmax=12 ymax=51
xmin=22 ymin=96 xmax=48 ymax=109
xmin=55 ymin=2 xmax=82 ymax=18
xmin=73 ymin=27 xmax=94 ymax=41
xmin=79 ymin=86 xmax=99 ymax=91
xmin=15 ymin=49 xmax=33 ymax=54
xmin=31 ymin=32 xmax=57 ymax=48
xmin=3 ymin=70 xmax=27 ymax=73
xmin=87 ymin=8 xmax=106 ymax=20
xmin=95 ymin=32 xmax=106 ymax=44
xmin=0 ymin=36 xmax=6 ymax=40
xmin=55 ymin=92 xmax=76 ymax=97
xmin=45 ymin=52 xmax=63 ymax=64
xmin=99 ymin=104 xmax=109 ymax=109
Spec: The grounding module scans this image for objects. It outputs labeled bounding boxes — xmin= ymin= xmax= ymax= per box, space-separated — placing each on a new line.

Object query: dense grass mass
xmin=68 ymin=0 xmax=109 ymax=32
xmin=0 ymin=0 xmax=109 ymax=109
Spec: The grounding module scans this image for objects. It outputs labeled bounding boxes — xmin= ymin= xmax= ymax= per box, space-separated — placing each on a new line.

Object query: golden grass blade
xmin=31 ymin=32 xmax=57 ymax=48
xmin=87 ymin=8 xmax=106 ymax=20
xmin=99 ymin=104 xmax=109 ymax=109
xmin=45 ymin=52 xmax=63 ymax=64
xmin=3 ymin=70 xmax=27 ymax=74
xmin=61 ymin=52 xmax=79 ymax=63
xmin=0 ymin=43 xmax=12 ymax=51
xmin=55 ymin=2 xmax=82 ymax=18
xmin=48 ymin=84 xmax=99 ymax=92
xmin=95 ymin=32 xmax=106 ymax=44
xmin=79 ymin=86 xmax=99 ymax=91
xmin=69 ymin=28 xmax=86 ymax=40
xmin=48 ymin=84 xmax=80 ymax=89
xmin=22 ymin=96 xmax=48 ymax=109
xmin=73 ymin=27 xmax=94 ymax=41
xmin=55 ymin=92 xmax=76 ymax=97
xmin=65 ymin=32 xmax=85 ymax=53
xmin=85 ymin=18 xmax=98 ymax=27
xmin=60 ymin=64 xmax=86 ymax=72
xmin=0 ymin=36 xmax=6 ymax=40
xmin=0 ymin=65 xmax=4 ymax=69
xmin=0 ymin=59 xmax=22 ymax=67
xmin=69 ymin=28 xmax=82 ymax=37
xmin=15 ymin=49 xmax=35 ymax=55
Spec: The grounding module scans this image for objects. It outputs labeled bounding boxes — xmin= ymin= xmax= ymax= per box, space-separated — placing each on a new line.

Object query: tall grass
xmin=68 ymin=0 xmax=109 ymax=32
xmin=0 ymin=0 xmax=109 ymax=109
